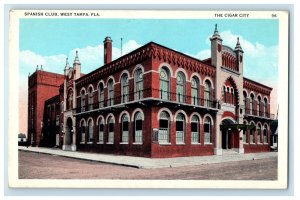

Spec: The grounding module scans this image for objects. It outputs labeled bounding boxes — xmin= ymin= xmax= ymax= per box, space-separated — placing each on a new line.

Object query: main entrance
xmin=221 ymin=118 xmax=238 ymax=150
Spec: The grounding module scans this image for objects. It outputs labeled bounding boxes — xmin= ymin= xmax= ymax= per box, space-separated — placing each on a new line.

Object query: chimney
xmin=103 ymin=36 xmax=112 ymax=64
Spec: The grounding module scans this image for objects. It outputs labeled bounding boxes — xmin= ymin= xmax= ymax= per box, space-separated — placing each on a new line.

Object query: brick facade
xmin=28 ymin=25 xmax=274 ymax=157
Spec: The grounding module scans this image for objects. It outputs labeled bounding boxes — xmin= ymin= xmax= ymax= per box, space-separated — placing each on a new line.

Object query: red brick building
xmin=27 ymin=25 xmax=274 ymax=157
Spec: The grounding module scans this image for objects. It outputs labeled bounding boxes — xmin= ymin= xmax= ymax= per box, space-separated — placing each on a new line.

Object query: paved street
xmin=19 ymin=150 xmax=277 ymax=180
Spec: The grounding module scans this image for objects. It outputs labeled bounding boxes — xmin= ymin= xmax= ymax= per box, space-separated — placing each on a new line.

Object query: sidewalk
xmin=18 ymin=146 xmax=277 ymax=169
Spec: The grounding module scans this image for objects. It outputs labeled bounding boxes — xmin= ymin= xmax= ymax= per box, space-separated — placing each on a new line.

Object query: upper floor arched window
xmin=264 ymin=98 xmax=268 ymax=117
xmin=121 ymin=74 xmax=129 ymax=103
xmin=160 ymin=67 xmax=170 ymax=100
xmin=250 ymin=93 xmax=255 ymax=115
xmin=243 ymin=91 xmax=248 ymax=114
xmin=107 ymin=79 xmax=114 ymax=106
xmin=176 ymin=72 xmax=186 ymax=103
xmin=80 ymin=89 xmax=86 ymax=112
xmin=88 ymin=86 xmax=94 ymax=110
xmin=98 ymin=82 xmax=104 ymax=108
xmin=204 ymin=80 xmax=212 ymax=107
xmin=135 ymin=68 xmax=143 ymax=100
xmin=191 ymin=76 xmax=200 ymax=105
xmin=258 ymin=96 xmax=262 ymax=116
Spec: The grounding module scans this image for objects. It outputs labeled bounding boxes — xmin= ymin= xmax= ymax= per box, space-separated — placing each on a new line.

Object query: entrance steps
xmin=222 ymin=149 xmax=239 ymax=156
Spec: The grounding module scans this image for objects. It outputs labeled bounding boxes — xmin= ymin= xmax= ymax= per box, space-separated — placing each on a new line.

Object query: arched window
xmin=231 ymin=88 xmax=234 ymax=104
xmin=264 ymin=98 xmax=268 ymax=117
xmin=108 ymin=116 xmax=115 ymax=143
xmin=204 ymin=80 xmax=212 ymax=107
xmin=159 ymin=111 xmax=170 ymax=143
xmin=135 ymin=68 xmax=143 ymax=100
xmin=223 ymin=86 xmax=226 ymax=103
xmin=134 ymin=112 xmax=143 ymax=143
xmin=204 ymin=117 xmax=212 ymax=144
xmin=121 ymin=114 xmax=129 ymax=143
xmin=243 ymin=121 xmax=248 ymax=144
xmin=98 ymin=117 xmax=104 ymax=143
xmin=250 ymin=94 xmax=255 ymax=115
xmin=67 ymin=89 xmax=73 ymax=110
xmin=160 ymin=67 xmax=170 ymax=100
xmin=263 ymin=124 xmax=268 ymax=143
xmin=191 ymin=77 xmax=200 ymax=105
xmin=107 ymin=79 xmax=114 ymax=106
xmin=257 ymin=123 xmax=262 ymax=143
xmin=191 ymin=115 xmax=200 ymax=144
xmin=80 ymin=90 xmax=86 ymax=112
xmin=176 ymin=113 xmax=186 ymax=144
xmin=98 ymin=83 xmax=104 ymax=108
xmin=243 ymin=91 xmax=248 ymax=114
xmin=176 ymin=72 xmax=186 ymax=103
xmin=227 ymin=87 xmax=230 ymax=104
xmin=80 ymin=120 xmax=86 ymax=143
xmin=88 ymin=119 xmax=94 ymax=143
xmin=88 ymin=86 xmax=94 ymax=110
xmin=258 ymin=96 xmax=262 ymax=116
xmin=250 ymin=122 xmax=255 ymax=144
xmin=121 ymin=74 xmax=129 ymax=103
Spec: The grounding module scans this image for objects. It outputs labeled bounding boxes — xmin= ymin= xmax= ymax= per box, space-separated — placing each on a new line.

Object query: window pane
xmin=204 ymin=123 xmax=210 ymax=132
xmin=123 ymin=121 xmax=129 ymax=131
xmin=176 ymin=121 xmax=183 ymax=131
xmin=136 ymin=120 xmax=142 ymax=130
xmin=191 ymin=122 xmax=198 ymax=132
xmin=109 ymin=123 xmax=114 ymax=132
xmin=160 ymin=119 xmax=168 ymax=129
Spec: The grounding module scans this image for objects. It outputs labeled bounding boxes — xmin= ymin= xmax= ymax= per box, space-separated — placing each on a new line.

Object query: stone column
xmin=62 ymin=117 xmax=67 ymax=150
xmin=214 ymin=111 xmax=223 ymax=155
xmin=71 ymin=124 xmax=77 ymax=151
xmin=238 ymin=111 xmax=244 ymax=153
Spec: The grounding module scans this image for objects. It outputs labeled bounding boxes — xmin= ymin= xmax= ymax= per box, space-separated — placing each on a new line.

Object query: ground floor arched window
xmin=257 ymin=124 xmax=262 ymax=143
xmin=98 ymin=118 xmax=104 ymax=143
xmin=263 ymin=124 xmax=268 ymax=144
xmin=121 ymin=114 xmax=129 ymax=143
xmin=176 ymin=113 xmax=185 ymax=144
xmin=159 ymin=111 xmax=170 ymax=144
xmin=88 ymin=119 xmax=94 ymax=143
xmin=191 ymin=115 xmax=200 ymax=144
xmin=80 ymin=120 xmax=86 ymax=143
xmin=108 ymin=117 xmax=114 ymax=144
xmin=243 ymin=121 xmax=248 ymax=144
xmin=250 ymin=122 xmax=255 ymax=144
xmin=134 ymin=112 xmax=143 ymax=143
xmin=204 ymin=117 xmax=212 ymax=144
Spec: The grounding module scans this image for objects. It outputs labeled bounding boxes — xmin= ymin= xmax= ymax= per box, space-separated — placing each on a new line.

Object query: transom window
xmin=159 ymin=111 xmax=170 ymax=143
xmin=176 ymin=113 xmax=185 ymax=144
xmin=191 ymin=115 xmax=200 ymax=144
xmin=135 ymin=69 xmax=143 ymax=100
xmin=160 ymin=67 xmax=170 ymax=100
xmin=121 ymin=74 xmax=129 ymax=103
xmin=134 ymin=112 xmax=143 ymax=143
xmin=121 ymin=114 xmax=129 ymax=143
xmin=176 ymin=72 xmax=186 ymax=103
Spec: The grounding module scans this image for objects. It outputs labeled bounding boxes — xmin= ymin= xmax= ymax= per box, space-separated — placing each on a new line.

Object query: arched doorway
xmin=66 ymin=117 xmax=73 ymax=145
xmin=221 ymin=118 xmax=236 ymax=149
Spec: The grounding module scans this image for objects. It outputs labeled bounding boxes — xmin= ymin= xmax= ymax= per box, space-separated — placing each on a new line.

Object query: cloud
xmin=194 ymin=30 xmax=278 ymax=83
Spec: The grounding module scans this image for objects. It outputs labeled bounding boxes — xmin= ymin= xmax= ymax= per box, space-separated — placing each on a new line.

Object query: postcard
xmin=9 ymin=10 xmax=288 ymax=189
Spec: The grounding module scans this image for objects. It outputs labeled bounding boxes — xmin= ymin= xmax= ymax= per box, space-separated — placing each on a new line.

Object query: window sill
xmin=176 ymin=143 xmax=185 ymax=145
xmin=97 ymin=142 xmax=104 ymax=144
xmin=87 ymin=142 xmax=93 ymax=144
xmin=191 ymin=143 xmax=201 ymax=145
xmin=257 ymin=143 xmax=263 ymax=145
xmin=80 ymin=142 xmax=85 ymax=144
xmin=204 ymin=143 xmax=213 ymax=145
xmin=159 ymin=142 xmax=171 ymax=145
xmin=133 ymin=142 xmax=143 ymax=145
xmin=120 ymin=142 xmax=129 ymax=145
xmin=106 ymin=142 xmax=114 ymax=145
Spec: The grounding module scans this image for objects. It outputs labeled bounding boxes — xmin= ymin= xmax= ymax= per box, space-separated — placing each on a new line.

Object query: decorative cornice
xmin=243 ymin=78 xmax=272 ymax=95
xmin=76 ymin=42 xmax=216 ymax=88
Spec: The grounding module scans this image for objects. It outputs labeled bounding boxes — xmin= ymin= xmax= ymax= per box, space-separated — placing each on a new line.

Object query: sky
xmin=19 ymin=18 xmax=279 ymax=133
